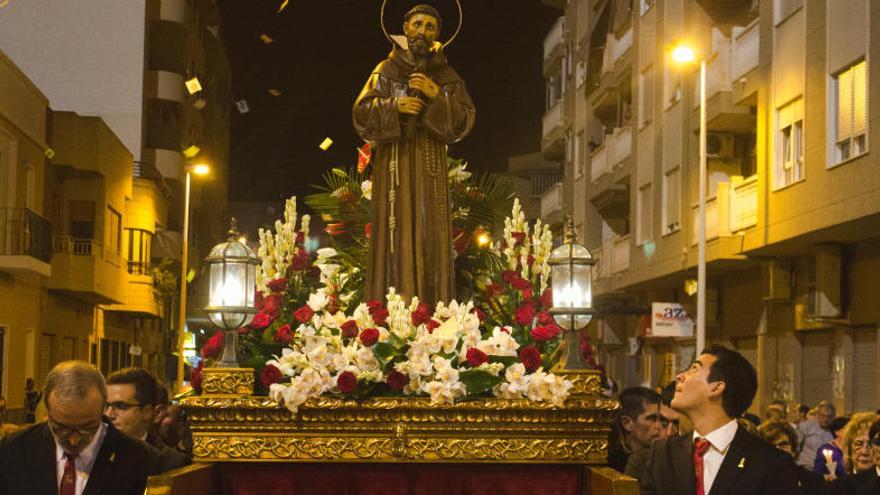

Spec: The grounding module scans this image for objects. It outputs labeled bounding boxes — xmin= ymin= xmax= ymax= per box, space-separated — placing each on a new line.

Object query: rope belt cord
xmin=388 ymin=143 xmax=399 ymax=254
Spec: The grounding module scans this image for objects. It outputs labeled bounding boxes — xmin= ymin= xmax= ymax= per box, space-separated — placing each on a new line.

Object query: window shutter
xmin=800 ymin=331 xmax=833 ymax=407
xmin=852 ymin=329 xmax=877 ymax=412
xmin=838 ymin=68 xmax=853 ymax=142
xmin=852 ymin=61 xmax=867 ymax=136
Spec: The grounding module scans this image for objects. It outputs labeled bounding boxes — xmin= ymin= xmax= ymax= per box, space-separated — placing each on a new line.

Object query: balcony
xmin=543 ymin=17 xmax=566 ymax=62
xmin=542 ymin=100 xmax=566 ymax=159
xmin=105 ymin=262 xmax=164 ymax=317
xmin=691 ymin=40 xmax=755 ymax=133
xmin=0 ymin=208 xmax=52 ymax=277
xmin=695 ymin=0 xmax=758 ymax=28
xmin=601 ymin=27 xmax=634 ymax=75
xmin=690 ymin=176 xmax=758 ymax=245
xmin=612 ymin=235 xmax=631 ymax=273
xmin=593 ymin=234 xmax=631 ymax=279
xmin=731 ymin=21 xmax=759 ymax=82
xmin=540 ymin=182 xmax=564 ymax=227
xmin=608 ymin=126 xmax=632 ymax=168
xmin=49 ymin=236 xmax=127 ymax=305
xmin=590 ymin=144 xmax=610 ymax=182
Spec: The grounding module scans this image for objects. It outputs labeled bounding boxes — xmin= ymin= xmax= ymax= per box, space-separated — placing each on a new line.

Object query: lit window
xmin=775 ymin=98 xmax=804 ymax=189
xmin=833 ymin=60 xmax=868 ymax=163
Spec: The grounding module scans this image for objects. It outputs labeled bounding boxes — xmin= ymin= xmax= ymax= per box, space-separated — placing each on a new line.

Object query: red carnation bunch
xmin=386 ymin=370 xmax=408 ymax=391
xmin=250 ymin=312 xmax=272 ymax=330
xmin=260 ymin=364 xmax=283 ymax=387
xmin=366 ymin=300 xmax=389 ymax=326
xmin=359 ymin=328 xmax=380 ymax=347
xmin=201 ymin=330 xmax=224 ymax=359
xmin=274 ymin=324 xmax=293 ymax=344
xmin=293 ymin=305 xmax=314 ymax=323
xmin=466 ymin=348 xmax=488 ymax=367
xmin=519 ymin=345 xmax=541 ymax=372
xmin=411 ymin=303 xmax=432 ymax=326
xmin=340 ymin=320 xmax=359 ymax=339
xmin=337 ymin=371 xmax=357 ymax=394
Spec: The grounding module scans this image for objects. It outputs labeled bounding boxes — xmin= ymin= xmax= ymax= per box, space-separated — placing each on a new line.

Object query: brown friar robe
xmin=353 ymin=42 xmax=475 ymax=306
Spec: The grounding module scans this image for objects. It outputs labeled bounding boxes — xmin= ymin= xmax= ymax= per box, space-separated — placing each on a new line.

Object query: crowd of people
xmin=0 ymin=361 xmax=193 ymax=494
xmin=608 ymin=345 xmax=880 ymax=494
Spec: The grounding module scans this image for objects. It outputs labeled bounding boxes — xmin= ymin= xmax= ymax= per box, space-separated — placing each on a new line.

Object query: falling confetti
xmin=185 ymin=77 xmax=202 ymax=95
xmin=44 ymin=148 xmax=55 ymax=159
xmin=259 ymin=33 xmax=273 ymax=44
xmin=319 ymin=137 xmax=333 ymax=151
xmin=277 ymin=0 xmax=289 ymax=13
xmin=236 ymin=100 xmax=250 ymax=114
xmin=186 ymin=268 xmax=196 ymax=283
xmin=357 ymin=142 xmax=372 ymax=173
xmin=182 ymin=145 xmax=201 ymax=158
xmin=268 ymin=88 xmax=282 ymax=96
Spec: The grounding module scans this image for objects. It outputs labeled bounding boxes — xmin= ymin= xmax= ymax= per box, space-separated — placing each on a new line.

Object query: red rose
xmin=521 ymin=287 xmax=533 ymax=300
xmin=426 ymin=319 xmax=441 ymax=333
xmin=364 ymin=222 xmax=372 ymax=239
xmin=411 ymin=302 xmax=432 ymax=326
xmin=519 ymin=345 xmax=541 ymax=372
xmin=341 ymin=320 xmax=359 ymax=339
xmin=293 ymin=305 xmax=314 ymax=323
xmin=260 ymin=364 xmax=283 ymax=387
xmin=201 ymin=330 xmax=224 ymax=359
xmin=538 ymin=311 xmax=554 ymax=326
xmin=530 ymin=324 xmax=561 ymax=342
xmin=466 ymin=348 xmax=489 ymax=367
xmin=472 ymin=307 xmax=485 ymax=321
xmin=511 ymin=232 xmax=526 ymax=246
xmin=259 ymin=294 xmax=282 ymax=317
xmin=541 ymin=287 xmax=553 ymax=308
xmin=337 ymin=371 xmax=357 ymax=394
xmin=290 ymin=249 xmax=310 ymax=271
xmin=371 ymin=308 xmax=389 ymax=326
xmin=386 ymin=370 xmax=407 ymax=391
xmin=501 ymin=271 xmax=520 ymax=284
xmin=486 ymin=283 xmax=503 ymax=299
xmin=295 ymin=231 xmax=304 ymax=245
xmin=190 ymin=361 xmax=204 ymax=391
xmin=274 ymin=324 xmax=293 ymax=344
xmin=509 ymin=276 xmax=531 ymax=290
xmin=515 ymin=304 xmax=536 ymax=325
xmin=366 ymin=300 xmax=383 ymax=310
xmin=359 ymin=328 xmax=380 ymax=347
xmin=250 ymin=312 xmax=272 ymax=330
xmin=267 ymin=277 xmax=288 ymax=293
xmin=527 ymin=254 xmax=535 ymax=267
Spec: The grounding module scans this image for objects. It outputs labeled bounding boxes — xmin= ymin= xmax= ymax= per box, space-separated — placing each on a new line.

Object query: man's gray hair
xmin=43 ymin=360 xmax=107 ymax=409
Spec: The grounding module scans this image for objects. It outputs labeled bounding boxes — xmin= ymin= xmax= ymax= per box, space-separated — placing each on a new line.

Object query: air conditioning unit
xmin=706 ymin=133 xmax=735 ymax=159
xmin=808 ymin=246 xmax=842 ymax=318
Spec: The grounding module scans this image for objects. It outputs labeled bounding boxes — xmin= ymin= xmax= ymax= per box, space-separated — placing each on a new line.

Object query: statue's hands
xmin=396 ymin=96 xmax=425 ymax=115
xmin=409 ymin=73 xmax=439 ymax=100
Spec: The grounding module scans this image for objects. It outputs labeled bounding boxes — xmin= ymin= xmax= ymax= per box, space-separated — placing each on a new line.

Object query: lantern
xmin=204 ymin=219 xmax=259 ymax=367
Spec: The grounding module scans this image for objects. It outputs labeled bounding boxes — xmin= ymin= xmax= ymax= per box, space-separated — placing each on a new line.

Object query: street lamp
xmin=670 ymin=41 xmax=707 ymax=353
xmin=548 ymin=216 xmax=596 ymax=370
xmin=203 ymin=218 xmax=259 ymax=368
xmin=176 ymin=162 xmax=210 ymax=393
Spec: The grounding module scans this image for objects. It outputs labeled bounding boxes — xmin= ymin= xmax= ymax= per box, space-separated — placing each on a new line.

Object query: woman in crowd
xmin=758 ymin=420 xmax=824 ymax=494
xmin=815 ymin=416 xmax=852 ymax=480
xmin=822 ymin=412 xmax=879 ymax=494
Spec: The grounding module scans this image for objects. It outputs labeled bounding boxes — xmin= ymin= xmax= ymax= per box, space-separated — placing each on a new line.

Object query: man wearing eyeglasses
xmin=106 ymin=368 xmax=190 ymax=472
xmin=0 ymin=361 xmax=154 ymax=494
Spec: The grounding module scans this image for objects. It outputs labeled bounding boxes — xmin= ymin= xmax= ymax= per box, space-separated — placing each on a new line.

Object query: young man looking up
xmin=607 ymin=386 xmax=662 ymax=472
xmin=626 ymin=345 xmax=799 ymax=494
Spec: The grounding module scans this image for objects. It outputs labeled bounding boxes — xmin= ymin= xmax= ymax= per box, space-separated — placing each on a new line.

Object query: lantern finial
xmin=227 ymin=217 xmax=240 ymax=240
xmin=564 ymin=215 xmax=578 ymax=245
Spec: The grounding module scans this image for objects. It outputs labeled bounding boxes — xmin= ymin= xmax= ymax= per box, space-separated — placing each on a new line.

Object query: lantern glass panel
xmin=222 ymin=262 xmax=247 ymax=307
xmin=209 ymin=263 xmax=225 ymax=308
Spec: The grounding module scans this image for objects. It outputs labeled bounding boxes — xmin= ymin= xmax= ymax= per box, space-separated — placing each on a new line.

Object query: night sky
xmin=217 ymin=1 xmax=560 ymax=203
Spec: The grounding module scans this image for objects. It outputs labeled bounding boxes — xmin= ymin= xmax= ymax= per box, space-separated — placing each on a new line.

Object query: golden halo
xmin=380 ymin=0 xmax=463 ymax=50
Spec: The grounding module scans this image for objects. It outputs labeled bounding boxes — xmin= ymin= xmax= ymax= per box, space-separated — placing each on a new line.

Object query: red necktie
xmin=694 ymin=438 xmax=711 ymax=495
xmin=60 ymin=452 xmax=77 ymax=495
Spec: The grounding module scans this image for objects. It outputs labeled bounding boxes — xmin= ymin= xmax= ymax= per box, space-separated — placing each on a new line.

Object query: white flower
xmin=477 ymin=327 xmax=520 ymax=357
xmin=361 ymin=180 xmax=372 ymax=200
xmin=496 ymin=363 xmax=531 ymax=399
xmin=316 ymin=247 xmax=338 ymax=259
xmin=307 ymin=291 xmax=330 ymax=311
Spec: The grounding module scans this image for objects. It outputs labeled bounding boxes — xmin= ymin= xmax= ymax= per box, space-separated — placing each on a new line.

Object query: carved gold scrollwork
xmin=200 ymin=367 xmax=254 ymax=395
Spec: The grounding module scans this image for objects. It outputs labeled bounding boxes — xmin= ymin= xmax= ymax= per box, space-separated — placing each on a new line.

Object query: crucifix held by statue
xmin=353 ymin=3 xmax=475 ymax=306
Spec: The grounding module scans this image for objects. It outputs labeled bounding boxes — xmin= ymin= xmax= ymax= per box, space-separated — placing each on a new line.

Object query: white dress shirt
xmin=693 ymin=419 xmax=739 ymax=494
xmin=55 ymin=423 xmax=107 ymax=495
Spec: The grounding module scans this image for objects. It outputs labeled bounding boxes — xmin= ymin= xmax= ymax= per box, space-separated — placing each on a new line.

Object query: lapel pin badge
xmin=737 ymin=457 xmax=745 ymax=469
xmin=109 ymin=452 xmax=116 ymax=463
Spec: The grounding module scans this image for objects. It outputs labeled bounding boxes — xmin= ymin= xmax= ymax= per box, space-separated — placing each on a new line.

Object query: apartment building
xmin=0 ymin=0 xmax=231 ymax=387
xmin=0 ymin=50 xmax=171 ymax=420
xmin=542 ymin=0 xmax=879 ymax=415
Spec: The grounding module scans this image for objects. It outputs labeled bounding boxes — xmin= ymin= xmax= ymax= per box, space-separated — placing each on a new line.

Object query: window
xmin=775 ymin=0 xmax=804 ymax=24
xmin=637 ymin=183 xmax=653 ymax=245
xmin=639 ymin=65 xmax=654 ymax=127
xmin=69 ymin=200 xmax=95 ymax=240
xmin=662 ymin=167 xmax=681 ymax=235
xmin=107 ymin=207 xmax=122 ymax=254
xmin=832 ymin=60 xmax=868 ymax=164
xmin=775 ymin=98 xmax=804 ymax=189
xmin=127 ymin=229 xmax=153 ymax=274
xmin=24 ymin=162 xmax=36 ymax=211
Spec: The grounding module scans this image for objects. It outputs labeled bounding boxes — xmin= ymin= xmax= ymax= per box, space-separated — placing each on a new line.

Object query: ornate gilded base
xmin=200 ymin=367 xmax=254 ymax=396
xmin=183 ymin=369 xmax=619 ymax=464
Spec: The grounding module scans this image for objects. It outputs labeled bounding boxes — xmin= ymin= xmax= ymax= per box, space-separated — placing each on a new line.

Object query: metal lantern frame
xmin=548 ymin=216 xmax=596 ymax=370
xmin=204 ymin=228 xmax=260 ymax=329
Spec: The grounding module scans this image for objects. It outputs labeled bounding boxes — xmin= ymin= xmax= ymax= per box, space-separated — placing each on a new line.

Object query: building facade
xmin=0 ymin=0 xmax=231 ymax=389
xmin=542 ymin=0 xmax=879 ymax=415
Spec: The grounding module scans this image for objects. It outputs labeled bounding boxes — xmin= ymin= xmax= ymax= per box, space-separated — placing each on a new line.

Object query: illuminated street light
xmin=671 ymin=42 xmax=708 ymax=354
xmin=192 ymin=163 xmax=210 ymax=176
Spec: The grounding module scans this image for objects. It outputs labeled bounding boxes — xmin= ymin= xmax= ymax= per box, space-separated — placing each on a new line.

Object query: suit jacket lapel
xmin=707 ymin=427 xmax=749 ymax=495
xmin=29 ymin=423 xmax=59 ymax=494
xmin=670 ymin=433 xmax=697 ymax=495
xmin=82 ymin=424 xmax=119 ymax=495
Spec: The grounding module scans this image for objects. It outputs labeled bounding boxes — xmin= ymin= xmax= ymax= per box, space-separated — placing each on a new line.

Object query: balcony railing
xmin=729 ymin=175 xmax=758 ymax=232
xmin=0 ymin=208 xmax=52 ymax=262
xmin=612 ymin=235 xmax=631 ymax=273
xmin=53 ymin=236 xmax=102 ymax=256
xmin=543 ymin=17 xmax=565 ymax=61
xmin=540 ymin=182 xmax=564 ymax=220
xmin=128 ymin=261 xmax=152 ymax=276
xmin=609 ymin=126 xmax=632 ymax=168
xmin=731 ymin=21 xmax=759 ymax=81
xmin=590 ymin=144 xmax=610 ymax=182
xmin=542 ymin=100 xmax=564 ymax=142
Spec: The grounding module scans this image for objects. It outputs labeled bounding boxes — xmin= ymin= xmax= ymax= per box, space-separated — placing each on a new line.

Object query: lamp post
xmin=175 ymin=163 xmax=210 ymax=393
xmin=671 ymin=43 xmax=707 ymax=353
xmin=203 ymin=218 xmax=259 ymax=367
xmin=548 ymin=216 xmax=596 ymax=370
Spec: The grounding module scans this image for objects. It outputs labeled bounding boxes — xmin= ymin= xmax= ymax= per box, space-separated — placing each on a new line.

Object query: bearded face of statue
xmin=403 ymin=13 xmax=439 ymax=60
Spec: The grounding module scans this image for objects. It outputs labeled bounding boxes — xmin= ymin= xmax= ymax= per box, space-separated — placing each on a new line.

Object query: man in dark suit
xmin=106 ymin=367 xmax=190 ymax=472
xmin=626 ymin=345 xmax=800 ymax=494
xmin=0 ymin=361 xmax=155 ymax=495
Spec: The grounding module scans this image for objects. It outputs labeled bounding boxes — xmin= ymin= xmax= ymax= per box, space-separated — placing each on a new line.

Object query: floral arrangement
xmin=193 ymin=147 xmax=597 ymax=408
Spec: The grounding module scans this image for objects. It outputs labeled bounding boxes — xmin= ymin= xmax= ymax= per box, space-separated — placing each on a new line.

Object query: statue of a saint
xmin=353 ymin=4 xmax=475 ymax=306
